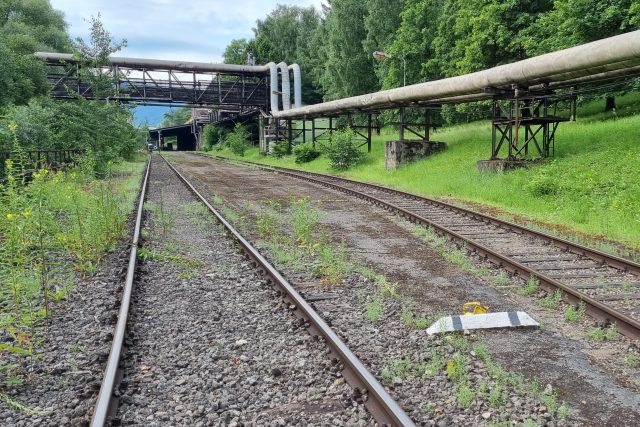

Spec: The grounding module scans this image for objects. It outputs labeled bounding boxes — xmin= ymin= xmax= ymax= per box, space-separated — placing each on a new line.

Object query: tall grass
xmin=0 ymin=129 xmax=145 ymax=386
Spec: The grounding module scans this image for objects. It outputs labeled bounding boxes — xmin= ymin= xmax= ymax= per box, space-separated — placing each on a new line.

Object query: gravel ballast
xmin=164 ymin=152 xmax=640 ymax=426
xmin=113 ymin=156 xmax=373 ymax=426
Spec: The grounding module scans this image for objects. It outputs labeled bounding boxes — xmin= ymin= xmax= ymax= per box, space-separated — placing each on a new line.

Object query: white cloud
xmin=50 ymin=0 xmax=324 ymax=62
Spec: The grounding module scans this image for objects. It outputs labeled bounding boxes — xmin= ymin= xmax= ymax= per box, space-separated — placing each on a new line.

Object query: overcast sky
xmin=50 ymin=0 xmax=324 ymax=63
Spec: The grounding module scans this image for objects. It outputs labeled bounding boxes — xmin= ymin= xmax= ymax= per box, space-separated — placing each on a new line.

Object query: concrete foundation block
xmin=385 ymin=140 xmax=447 ymax=170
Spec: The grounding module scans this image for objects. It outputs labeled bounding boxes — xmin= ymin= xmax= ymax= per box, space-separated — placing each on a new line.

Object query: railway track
xmin=90 ymin=154 xmax=414 ymax=426
xmin=198 ymin=153 xmax=640 ymax=340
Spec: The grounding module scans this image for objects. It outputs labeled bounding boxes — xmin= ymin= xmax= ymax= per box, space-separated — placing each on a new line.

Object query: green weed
xmin=564 ymin=301 xmax=586 ymax=322
xmin=0 ymin=149 xmax=144 ymax=373
xmin=455 ymin=383 xmax=475 ymax=408
xmin=491 ymin=273 xmax=512 ymax=286
xmin=558 ymin=402 xmax=570 ymax=420
xmin=376 ymin=275 xmax=399 ymax=298
xmin=256 ymin=209 xmax=279 ymax=239
xmin=138 ymin=247 xmax=204 ymax=269
xmin=446 ymin=353 xmax=469 ymax=383
xmin=488 ymin=383 xmax=506 ymax=407
xmin=586 ymin=324 xmax=618 ymax=341
xmin=517 ymin=275 xmax=539 ymax=296
xmin=626 ymin=350 xmax=640 ymax=368
xmin=539 ymin=288 xmax=563 ymax=309
xmin=365 ymin=297 xmax=383 ymax=322
xmin=0 ymin=392 xmax=48 ymax=415
xmin=400 ymin=307 xmax=430 ymax=329
xmin=267 ymin=241 xmax=306 ymax=271
xmin=380 ymin=357 xmax=413 ymax=383
xmin=421 ymin=350 xmax=446 ymax=378
xmin=315 ymin=240 xmax=349 ymax=288
xmin=288 ymin=197 xmax=321 ymax=246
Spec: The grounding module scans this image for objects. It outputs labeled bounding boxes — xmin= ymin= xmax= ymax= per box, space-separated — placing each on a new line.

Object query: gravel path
xmin=164 ymin=152 xmax=640 ymax=426
xmin=113 ymin=155 xmax=373 ymax=426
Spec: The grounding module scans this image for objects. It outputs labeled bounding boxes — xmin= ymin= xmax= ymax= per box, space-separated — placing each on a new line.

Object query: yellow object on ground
xmin=462 ymin=302 xmax=488 ymax=315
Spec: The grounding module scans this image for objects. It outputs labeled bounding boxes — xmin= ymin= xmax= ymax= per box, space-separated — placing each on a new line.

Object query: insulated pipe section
xmin=272 ymin=30 xmax=640 ymax=119
xmin=266 ymin=62 xmax=279 ymax=113
xmin=288 ymin=63 xmax=302 ymax=109
xmin=278 ymin=62 xmax=291 ymax=110
xmin=34 ymin=52 xmax=272 ymax=74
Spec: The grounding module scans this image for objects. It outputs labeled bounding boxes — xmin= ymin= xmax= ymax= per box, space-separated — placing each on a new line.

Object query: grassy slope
xmin=216 ymin=96 xmax=640 ymax=251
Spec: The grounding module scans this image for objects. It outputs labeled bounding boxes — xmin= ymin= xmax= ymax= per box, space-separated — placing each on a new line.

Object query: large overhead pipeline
xmin=34 ymin=52 xmax=273 ymax=74
xmin=271 ymin=30 xmax=640 ymax=119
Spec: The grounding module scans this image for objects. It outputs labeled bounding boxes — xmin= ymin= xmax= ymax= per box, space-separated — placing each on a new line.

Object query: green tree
xmin=363 ymin=0 xmax=404 ymax=87
xmin=318 ymin=0 xmax=378 ymax=99
xmin=160 ymin=107 xmax=192 ymax=127
xmin=519 ymin=0 xmax=635 ymax=56
xmin=223 ymin=38 xmax=249 ymax=64
xmin=387 ymin=0 xmax=443 ymax=88
xmin=0 ymin=0 xmax=70 ymax=107
xmin=71 ymin=13 xmax=127 ymax=98
xmin=250 ymin=5 xmax=322 ymax=103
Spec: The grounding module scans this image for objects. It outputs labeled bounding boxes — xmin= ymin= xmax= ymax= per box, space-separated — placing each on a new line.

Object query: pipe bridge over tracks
xmin=35 ymin=52 xmax=272 ymax=110
xmin=267 ymin=30 xmax=640 ymax=164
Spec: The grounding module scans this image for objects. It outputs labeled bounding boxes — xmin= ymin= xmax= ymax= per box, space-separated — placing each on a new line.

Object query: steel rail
xmin=199 ymin=153 xmax=640 ymax=340
xmin=91 ymin=156 xmax=151 ymax=427
xmin=159 ymin=154 xmax=415 ymax=427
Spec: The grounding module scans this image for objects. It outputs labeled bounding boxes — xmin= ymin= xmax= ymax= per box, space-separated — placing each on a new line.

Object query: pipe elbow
xmin=278 ymin=62 xmax=291 ymax=110
xmin=288 ymin=64 xmax=302 ymax=109
xmin=265 ymin=62 xmax=279 ymax=113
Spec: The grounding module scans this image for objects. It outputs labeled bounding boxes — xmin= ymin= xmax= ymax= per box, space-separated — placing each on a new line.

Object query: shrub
xmin=293 ymin=142 xmax=320 ymax=163
xmin=225 ymin=123 xmax=250 ymax=156
xmin=323 ymin=129 xmax=364 ymax=170
xmin=202 ymin=125 xmax=223 ymax=151
xmin=526 ymin=172 xmax=559 ymax=196
xmin=270 ymin=140 xmax=291 ymax=158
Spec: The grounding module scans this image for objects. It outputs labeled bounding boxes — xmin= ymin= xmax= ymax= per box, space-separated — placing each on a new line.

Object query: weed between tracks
xmin=585 ymin=324 xmax=619 ymax=341
xmin=138 ymin=247 xmax=204 ymax=270
xmin=410 ymin=223 xmax=631 ymax=350
xmin=252 ymin=197 xmax=352 ymax=289
xmin=207 ymin=192 xmax=583 ymax=424
xmin=380 ymin=333 xmax=571 ymax=424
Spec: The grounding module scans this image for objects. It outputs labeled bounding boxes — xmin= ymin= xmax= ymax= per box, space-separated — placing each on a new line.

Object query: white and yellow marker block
xmin=426 ymin=311 xmax=539 ymax=335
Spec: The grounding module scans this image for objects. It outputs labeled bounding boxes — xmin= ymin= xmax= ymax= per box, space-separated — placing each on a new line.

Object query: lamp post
xmin=373 ymin=51 xmax=406 ymax=86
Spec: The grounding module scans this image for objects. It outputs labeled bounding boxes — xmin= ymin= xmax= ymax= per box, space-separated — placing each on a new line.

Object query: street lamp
xmin=373 ymin=51 xmax=406 ymax=87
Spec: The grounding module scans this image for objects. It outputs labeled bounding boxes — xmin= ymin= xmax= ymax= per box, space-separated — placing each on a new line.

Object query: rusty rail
xmin=200 ymin=153 xmax=640 ymax=340
xmin=160 ymin=154 xmax=415 ymax=427
xmin=90 ymin=156 xmax=151 ymax=426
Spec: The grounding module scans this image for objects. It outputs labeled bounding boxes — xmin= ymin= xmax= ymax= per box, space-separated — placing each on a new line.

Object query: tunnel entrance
xmin=148 ymin=124 xmax=198 ymax=151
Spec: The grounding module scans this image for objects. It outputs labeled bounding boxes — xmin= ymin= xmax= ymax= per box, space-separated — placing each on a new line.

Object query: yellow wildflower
xmin=23 ymin=209 xmax=31 ymax=218
xmin=8 ymin=122 xmax=18 ymax=132
xmin=6 ymin=213 xmax=14 ymax=220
